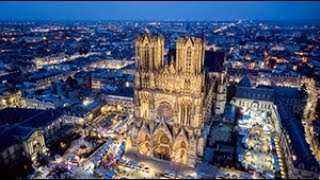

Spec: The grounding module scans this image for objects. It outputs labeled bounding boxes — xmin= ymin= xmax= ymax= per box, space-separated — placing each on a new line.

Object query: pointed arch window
xmin=181 ymin=105 xmax=186 ymax=125
xmin=144 ymin=76 xmax=148 ymax=88
xmin=144 ymin=44 xmax=149 ymax=69
xmin=144 ymin=135 xmax=150 ymax=141
xmin=180 ymin=151 xmax=185 ymax=158
xmin=180 ymin=142 xmax=186 ymax=149
xmin=180 ymin=104 xmax=191 ymax=125
xmin=143 ymin=110 xmax=147 ymax=119
xmin=184 ymin=79 xmax=191 ymax=90
xmin=186 ymin=105 xmax=191 ymax=125
xmin=186 ymin=47 xmax=192 ymax=74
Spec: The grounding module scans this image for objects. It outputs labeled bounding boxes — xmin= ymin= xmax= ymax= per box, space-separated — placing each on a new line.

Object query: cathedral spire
xmin=170 ymin=55 xmax=174 ymax=64
xmin=169 ymin=55 xmax=176 ymax=74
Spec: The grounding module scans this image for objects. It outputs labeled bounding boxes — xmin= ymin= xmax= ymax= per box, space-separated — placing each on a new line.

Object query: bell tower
xmin=135 ymin=33 xmax=165 ymax=72
xmin=131 ymin=33 xmax=207 ymax=167
xmin=176 ymin=36 xmax=205 ymax=75
xmin=134 ymin=33 xmax=165 ymax=121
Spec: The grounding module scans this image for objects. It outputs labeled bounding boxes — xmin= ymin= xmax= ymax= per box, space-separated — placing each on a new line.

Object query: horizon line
xmin=0 ymin=18 xmax=320 ymax=23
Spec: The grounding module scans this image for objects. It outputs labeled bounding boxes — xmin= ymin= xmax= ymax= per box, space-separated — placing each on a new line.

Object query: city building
xmin=0 ymin=89 xmax=22 ymax=109
xmin=101 ymin=94 xmax=133 ymax=113
xmin=0 ymin=108 xmax=67 ymax=170
xmin=63 ymin=99 xmax=106 ymax=123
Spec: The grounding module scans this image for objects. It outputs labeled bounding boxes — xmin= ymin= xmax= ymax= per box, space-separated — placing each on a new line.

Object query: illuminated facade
xmin=232 ymin=76 xmax=320 ymax=179
xmin=130 ymin=33 xmax=209 ymax=166
xmin=0 ymin=90 xmax=22 ymax=109
xmin=89 ymin=59 xmax=134 ymax=69
xmin=0 ymin=129 xmax=46 ymax=167
xmin=103 ymin=95 xmax=133 ymax=113
xmin=0 ymin=108 xmax=67 ymax=170
xmin=228 ymin=68 xmax=303 ymax=88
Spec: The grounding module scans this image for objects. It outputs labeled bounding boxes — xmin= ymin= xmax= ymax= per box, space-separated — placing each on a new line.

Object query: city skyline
xmin=0 ymin=2 xmax=320 ymax=179
xmin=0 ymin=1 xmax=320 ymax=21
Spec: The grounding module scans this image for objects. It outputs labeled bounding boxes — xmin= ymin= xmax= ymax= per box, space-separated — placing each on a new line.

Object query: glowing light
xmin=82 ymin=99 xmax=91 ymax=106
xmin=125 ymin=81 xmax=130 ymax=87
xmin=293 ymin=65 xmax=297 ymax=71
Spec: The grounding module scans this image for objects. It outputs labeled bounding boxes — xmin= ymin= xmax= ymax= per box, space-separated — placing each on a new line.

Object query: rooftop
xmin=238 ymin=76 xmax=252 ymax=87
xmin=0 ymin=107 xmax=63 ymax=150
xmin=276 ymin=100 xmax=320 ymax=172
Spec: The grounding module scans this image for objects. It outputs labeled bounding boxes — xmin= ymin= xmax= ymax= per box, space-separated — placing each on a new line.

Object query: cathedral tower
xmin=130 ymin=33 xmax=207 ymax=167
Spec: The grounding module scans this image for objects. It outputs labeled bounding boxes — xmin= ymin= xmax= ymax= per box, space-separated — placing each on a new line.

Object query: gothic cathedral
xmin=129 ymin=33 xmax=209 ymax=167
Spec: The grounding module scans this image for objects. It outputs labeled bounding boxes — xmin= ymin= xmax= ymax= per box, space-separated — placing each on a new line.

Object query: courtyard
xmin=236 ymin=106 xmax=282 ymax=179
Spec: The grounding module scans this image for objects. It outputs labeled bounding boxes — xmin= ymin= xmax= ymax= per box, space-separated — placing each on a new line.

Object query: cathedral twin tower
xmin=130 ymin=33 xmax=208 ymax=166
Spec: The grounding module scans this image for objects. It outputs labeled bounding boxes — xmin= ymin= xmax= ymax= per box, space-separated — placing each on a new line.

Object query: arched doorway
xmin=175 ymin=149 xmax=187 ymax=164
xmin=174 ymin=142 xmax=188 ymax=164
xmin=154 ymin=134 xmax=171 ymax=160
xmin=139 ymin=142 xmax=151 ymax=155
xmin=154 ymin=145 xmax=171 ymax=160
xmin=139 ymin=135 xmax=151 ymax=155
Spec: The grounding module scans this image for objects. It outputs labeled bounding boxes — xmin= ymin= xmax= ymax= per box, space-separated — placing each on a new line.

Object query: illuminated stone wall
xmin=0 ymin=90 xmax=22 ymax=109
xmin=130 ymin=33 xmax=207 ymax=167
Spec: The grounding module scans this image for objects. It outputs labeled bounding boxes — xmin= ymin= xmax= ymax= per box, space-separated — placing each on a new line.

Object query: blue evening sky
xmin=0 ymin=1 xmax=319 ymax=21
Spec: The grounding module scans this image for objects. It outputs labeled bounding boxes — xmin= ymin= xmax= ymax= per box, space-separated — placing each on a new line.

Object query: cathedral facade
xmin=129 ymin=33 xmax=209 ymax=167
